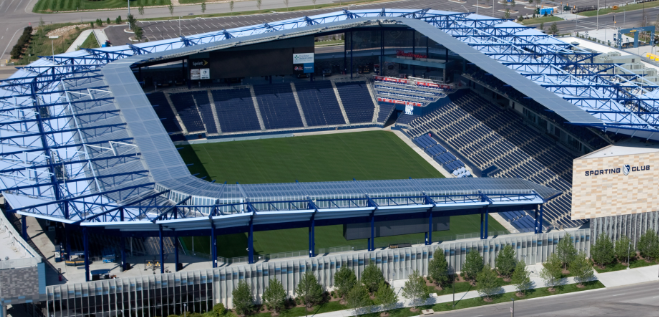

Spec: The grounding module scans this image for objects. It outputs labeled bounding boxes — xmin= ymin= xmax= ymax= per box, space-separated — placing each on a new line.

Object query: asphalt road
xmin=429 ymin=281 xmax=659 ymax=317
xmin=0 ymin=0 xmax=605 ymax=64
xmin=552 ymin=7 xmax=659 ymax=33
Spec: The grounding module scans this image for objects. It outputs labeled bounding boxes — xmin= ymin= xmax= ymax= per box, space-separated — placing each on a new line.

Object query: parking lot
xmin=105 ymin=0 xmax=603 ymax=45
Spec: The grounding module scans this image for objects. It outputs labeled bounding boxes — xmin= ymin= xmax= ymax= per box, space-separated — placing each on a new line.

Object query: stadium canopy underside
xmin=0 ymin=8 xmax=652 ymax=234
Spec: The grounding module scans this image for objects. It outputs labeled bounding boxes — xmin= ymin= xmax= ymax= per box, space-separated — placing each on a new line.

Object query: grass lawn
xmin=579 ymin=2 xmax=659 ymax=16
xmin=520 ymin=16 xmax=563 ymax=25
xmin=17 ymin=23 xmax=88 ymax=65
xmin=594 ymin=258 xmax=659 ymax=273
xmin=33 ymin=0 xmax=170 ymax=13
xmin=177 ymin=131 xmax=508 ymax=258
xmin=79 ymin=31 xmax=99 ymax=49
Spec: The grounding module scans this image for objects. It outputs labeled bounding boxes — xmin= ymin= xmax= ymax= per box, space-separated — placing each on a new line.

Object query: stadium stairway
xmin=404 ymin=92 xmax=585 ymax=229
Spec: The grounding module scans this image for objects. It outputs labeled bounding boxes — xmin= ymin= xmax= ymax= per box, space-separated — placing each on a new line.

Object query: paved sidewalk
xmin=66 ymin=29 xmax=93 ymax=53
xmin=594 ymin=264 xmax=659 ymax=287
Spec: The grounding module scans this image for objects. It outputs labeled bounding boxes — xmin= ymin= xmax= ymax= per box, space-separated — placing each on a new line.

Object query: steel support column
xmin=484 ymin=208 xmax=489 ymax=239
xmin=83 ymin=227 xmax=89 ymax=282
xmin=309 ymin=217 xmax=315 ymax=257
xmin=380 ymin=28 xmax=384 ymax=76
xmin=65 ymin=225 xmax=71 ymax=260
xmin=412 ymin=30 xmax=416 ymax=77
xmin=121 ymin=235 xmax=126 ymax=271
xmin=159 ymin=225 xmax=164 ymax=274
xmin=248 ymin=216 xmax=254 ymax=264
xmin=211 ymin=223 xmax=217 ymax=268
xmin=173 ymin=230 xmax=179 ymax=272
xmin=480 ymin=210 xmax=484 ymax=239
xmin=370 ymin=211 xmax=375 ymax=251
xmin=21 ymin=215 xmax=26 ymax=241
xmin=426 ymin=209 xmax=433 ymax=245
xmin=350 ymin=30 xmax=354 ymax=79
xmin=538 ymin=204 xmax=544 ymax=233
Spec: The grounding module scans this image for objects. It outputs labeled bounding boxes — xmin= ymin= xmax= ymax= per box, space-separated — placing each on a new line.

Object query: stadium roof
xmin=1 ymin=8 xmax=652 ymax=231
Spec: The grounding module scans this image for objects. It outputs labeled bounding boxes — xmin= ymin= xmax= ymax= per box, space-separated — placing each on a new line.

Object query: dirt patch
xmin=483 ymin=297 xmax=493 ymax=302
xmin=46 ymin=24 xmax=89 ymax=37
xmin=576 ymin=284 xmax=585 ymax=289
xmin=409 ymin=307 xmax=419 ymax=312
xmin=561 ymin=269 xmax=570 ymax=275
xmin=515 ymin=292 xmax=525 ymax=298
xmin=380 ymin=312 xmax=390 ymax=317
xmin=547 ymin=287 xmax=556 ymax=293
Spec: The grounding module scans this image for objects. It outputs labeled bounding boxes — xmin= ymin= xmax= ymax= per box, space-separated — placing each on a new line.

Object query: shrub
xmin=590 ymin=233 xmax=614 ymax=266
xmin=334 ymin=266 xmax=357 ymax=299
xmin=614 ymin=235 xmax=633 ymax=263
xmin=511 ymin=261 xmax=531 ymax=294
xmin=557 ymin=233 xmax=577 ymax=270
xmin=10 ymin=26 xmax=32 ymax=59
xmin=361 ymin=263 xmax=384 ymax=293
xmin=213 ymin=303 xmax=226 ymax=316
xmin=570 ymin=252 xmax=595 ymax=287
xmin=476 ymin=265 xmax=501 ymax=301
xmin=495 ymin=244 xmax=517 ymax=279
xmin=295 ymin=271 xmax=323 ymax=308
xmin=638 ymin=229 xmax=659 ymax=260
xmin=463 ymin=248 xmax=484 ymax=281
xmin=232 ymin=281 xmax=253 ymax=316
xmin=428 ymin=249 xmax=449 ymax=287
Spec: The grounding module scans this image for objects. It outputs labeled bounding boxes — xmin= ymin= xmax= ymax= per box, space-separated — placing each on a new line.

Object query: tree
xmin=496 ymin=245 xmax=517 ymax=279
xmin=262 ymin=279 xmax=286 ymax=314
xmin=213 ymin=303 xmax=226 ymax=316
xmin=548 ymin=22 xmax=559 ymax=35
xmin=296 ymin=271 xmax=323 ymax=309
xmin=539 ymin=253 xmax=562 ymax=291
xmin=511 ymin=261 xmax=531 ymax=295
xmin=138 ymin=5 xmax=145 ymax=15
xmin=638 ymin=229 xmax=659 ymax=261
xmin=232 ymin=281 xmax=253 ymax=316
xmin=334 ymin=266 xmax=357 ymax=299
xmin=201 ymin=0 xmax=207 ymax=14
xmin=428 ymin=250 xmax=449 ymax=287
xmin=134 ymin=26 xmax=144 ymax=42
xmin=556 ymin=233 xmax=577 ymax=270
xmin=570 ymin=252 xmax=595 ymax=287
xmin=463 ymin=248 xmax=484 ymax=282
xmin=127 ymin=14 xmax=137 ymax=31
xmin=346 ymin=285 xmax=371 ymax=316
xmin=168 ymin=3 xmax=174 ymax=17
xmin=614 ymin=235 xmax=633 ymax=264
xmin=539 ymin=22 xmax=545 ymax=31
xmin=361 ymin=263 xmax=384 ymax=293
xmin=591 ymin=233 xmax=614 ymax=266
xmin=256 ymin=0 xmax=262 ymax=10
xmin=402 ymin=270 xmax=428 ymax=310
xmin=115 ymin=16 xmax=122 ymax=24
xmin=375 ymin=281 xmax=397 ymax=311
xmin=106 ymin=17 xmax=111 ymax=25
xmin=504 ymin=9 xmax=511 ymax=19
xmin=476 ymin=265 xmax=502 ymax=301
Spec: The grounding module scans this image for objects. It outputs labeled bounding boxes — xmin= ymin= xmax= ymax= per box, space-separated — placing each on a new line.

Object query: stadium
xmin=0 ymin=8 xmax=657 ymax=317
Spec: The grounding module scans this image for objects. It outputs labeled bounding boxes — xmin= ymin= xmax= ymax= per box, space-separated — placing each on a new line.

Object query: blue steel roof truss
xmin=1 ymin=8 xmax=650 ymax=231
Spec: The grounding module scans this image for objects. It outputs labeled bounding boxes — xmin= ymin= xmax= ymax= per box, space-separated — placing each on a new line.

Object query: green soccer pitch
xmin=177 ymin=130 xmax=508 ymax=258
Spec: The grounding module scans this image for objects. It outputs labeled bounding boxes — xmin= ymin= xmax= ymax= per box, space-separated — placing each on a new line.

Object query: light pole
xmin=461 ymin=4 xmax=469 ymax=13
xmin=128 ymin=0 xmax=131 ymax=17
xmin=49 ymin=36 xmax=59 ymax=60
xmin=627 ymin=241 xmax=631 ymax=270
xmin=596 ymin=0 xmax=600 ymax=30
xmin=511 ymin=298 xmax=515 ymax=317
xmin=179 ymin=16 xmax=181 ymax=37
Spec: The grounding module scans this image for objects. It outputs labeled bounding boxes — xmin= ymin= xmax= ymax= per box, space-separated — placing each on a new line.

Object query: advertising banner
xmin=303 ymin=63 xmax=314 ymax=74
xmin=377 ymin=97 xmax=423 ymax=107
xmin=190 ymin=59 xmax=210 ymax=68
xmin=190 ymin=69 xmax=200 ymax=80
xmin=293 ymin=53 xmax=314 ymax=64
xmin=374 ymin=76 xmax=409 ymax=84
xmin=200 ymin=68 xmax=210 ymax=79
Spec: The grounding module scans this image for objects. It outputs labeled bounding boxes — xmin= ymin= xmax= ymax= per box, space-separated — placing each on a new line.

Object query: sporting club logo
xmin=622 ymin=164 xmax=631 ymax=176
